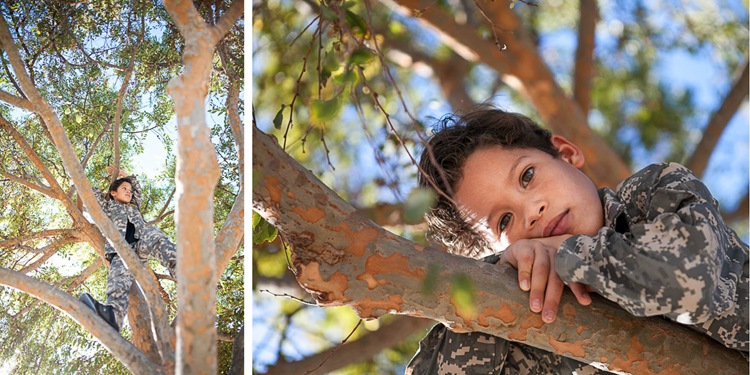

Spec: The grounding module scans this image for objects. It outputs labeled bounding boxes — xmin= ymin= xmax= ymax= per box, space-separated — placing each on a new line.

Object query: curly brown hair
xmin=417 ymin=108 xmax=559 ymax=258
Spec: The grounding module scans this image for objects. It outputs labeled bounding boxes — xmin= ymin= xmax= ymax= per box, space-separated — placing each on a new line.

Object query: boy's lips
xmin=544 ymin=210 xmax=569 ymax=237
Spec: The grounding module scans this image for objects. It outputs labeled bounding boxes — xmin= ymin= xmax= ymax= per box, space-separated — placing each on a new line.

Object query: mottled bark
xmin=253 ymin=126 xmax=747 ymax=375
xmin=163 ymin=0 xmax=243 ymax=373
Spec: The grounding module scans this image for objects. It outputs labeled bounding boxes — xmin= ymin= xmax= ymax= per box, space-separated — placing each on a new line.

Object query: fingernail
xmin=544 ymin=310 xmax=555 ymax=322
xmin=531 ymin=299 xmax=541 ymax=311
xmin=520 ymin=279 xmax=529 ymax=291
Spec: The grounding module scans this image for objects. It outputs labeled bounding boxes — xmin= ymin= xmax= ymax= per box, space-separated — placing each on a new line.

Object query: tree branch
xmin=0 ymin=267 xmax=165 ymax=375
xmin=264 ymin=316 xmax=433 ymax=375
xmin=0 ymin=88 xmax=35 ymax=112
xmin=573 ymin=0 xmax=597 ymax=116
xmin=685 ymin=59 xmax=749 ymax=177
xmin=212 ymin=1 xmax=244 ymax=43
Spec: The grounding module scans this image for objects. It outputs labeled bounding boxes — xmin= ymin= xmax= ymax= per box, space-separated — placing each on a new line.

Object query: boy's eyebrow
xmin=506 ymin=155 xmax=528 ymax=185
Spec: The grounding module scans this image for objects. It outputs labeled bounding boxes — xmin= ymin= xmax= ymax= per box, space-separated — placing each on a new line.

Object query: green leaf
xmin=345 ymin=10 xmax=368 ymax=38
xmin=403 ymin=188 xmax=436 ymax=224
xmin=75 ymin=114 xmax=82 ymax=124
xmin=273 ymin=105 xmax=285 ymax=129
xmin=334 ymin=68 xmax=358 ymax=84
xmin=311 ymin=97 xmax=342 ymax=123
xmin=348 ymin=46 xmax=375 ymax=66
xmin=451 ymin=274 xmax=476 ymax=318
xmin=252 ymin=211 xmax=278 ymax=245
xmin=64 ymin=107 xmax=71 ymax=115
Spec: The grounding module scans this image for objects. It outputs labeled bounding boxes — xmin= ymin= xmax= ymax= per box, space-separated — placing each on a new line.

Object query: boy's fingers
xmin=509 ymin=248 xmax=533 ymax=292
xmin=528 ymin=247 xmax=549 ymax=313
xmin=568 ymin=282 xmax=591 ymax=305
xmin=542 ymin=278 xmax=563 ymax=323
xmin=542 ymin=250 xmax=564 ymax=323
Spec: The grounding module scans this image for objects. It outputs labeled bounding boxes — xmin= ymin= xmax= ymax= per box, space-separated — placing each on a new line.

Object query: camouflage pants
xmin=105 ymin=225 xmax=177 ymax=328
xmin=406 ymin=324 xmax=612 ymax=374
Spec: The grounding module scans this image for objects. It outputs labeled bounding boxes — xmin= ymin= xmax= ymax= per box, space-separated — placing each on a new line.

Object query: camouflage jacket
xmin=406 ymin=163 xmax=748 ymax=374
xmin=93 ymin=176 xmax=146 ymax=255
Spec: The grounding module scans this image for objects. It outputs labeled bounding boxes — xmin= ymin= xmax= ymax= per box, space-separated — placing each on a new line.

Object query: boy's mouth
xmin=544 ymin=210 xmax=569 ymax=237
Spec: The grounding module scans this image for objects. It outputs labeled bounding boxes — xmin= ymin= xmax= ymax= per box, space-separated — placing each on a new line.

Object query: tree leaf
xmin=273 ymin=105 xmax=285 ymax=129
xmin=348 ymin=46 xmax=375 ymax=66
xmin=311 ymin=97 xmax=342 ymax=123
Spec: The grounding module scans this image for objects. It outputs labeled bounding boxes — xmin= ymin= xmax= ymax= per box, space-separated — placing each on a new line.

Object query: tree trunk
xmin=253 ymin=126 xmax=748 ymax=375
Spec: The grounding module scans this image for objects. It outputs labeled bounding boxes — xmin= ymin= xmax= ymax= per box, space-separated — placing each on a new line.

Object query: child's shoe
xmin=78 ymin=293 xmax=119 ymax=331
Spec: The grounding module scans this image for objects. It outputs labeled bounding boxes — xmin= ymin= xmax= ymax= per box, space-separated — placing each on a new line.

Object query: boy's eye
xmin=521 ymin=167 xmax=534 ymax=187
xmin=498 ymin=213 xmax=512 ymax=233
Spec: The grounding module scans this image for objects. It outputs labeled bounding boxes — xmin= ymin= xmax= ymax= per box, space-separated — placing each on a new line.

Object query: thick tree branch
xmin=18 ymin=237 xmax=79 ymax=274
xmin=0 ymin=229 xmax=74 ymax=248
xmin=253 ymin=126 xmax=747 ymax=374
xmin=685 ymin=60 xmax=749 ymax=177
xmin=573 ymin=0 xmax=597 ymax=116
xmin=213 ymin=1 xmax=244 ymax=42
xmin=164 ymin=1 xmax=232 ymax=373
xmin=0 ymin=267 xmax=164 ymax=375
xmin=1 ymin=171 xmax=54 ymax=196
xmin=216 ymin=186 xmax=244 ymax=277
xmin=0 ymin=88 xmax=35 ymax=111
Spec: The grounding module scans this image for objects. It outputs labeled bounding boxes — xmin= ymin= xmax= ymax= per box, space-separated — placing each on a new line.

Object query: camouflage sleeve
xmin=555 ymin=163 xmax=747 ymax=324
xmin=92 ymin=185 xmax=109 ymax=210
xmin=128 ymin=175 xmax=142 ymax=208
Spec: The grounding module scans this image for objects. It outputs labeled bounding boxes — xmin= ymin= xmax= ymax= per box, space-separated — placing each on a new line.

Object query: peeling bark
xmin=253 ymin=126 xmax=748 ymax=375
xmin=163 ymin=1 xmax=243 ymax=373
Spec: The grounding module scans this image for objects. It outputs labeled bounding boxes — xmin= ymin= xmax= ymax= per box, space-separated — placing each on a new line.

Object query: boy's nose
xmin=526 ymin=202 xmax=546 ymax=230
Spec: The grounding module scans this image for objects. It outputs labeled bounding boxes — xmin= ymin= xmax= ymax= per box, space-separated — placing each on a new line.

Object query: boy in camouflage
xmin=79 ymin=167 xmax=176 ymax=332
xmin=407 ymin=108 xmax=748 ymax=374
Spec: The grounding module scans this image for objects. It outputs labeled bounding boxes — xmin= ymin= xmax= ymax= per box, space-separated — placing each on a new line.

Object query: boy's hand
xmin=107 ymin=166 xmax=128 ymax=178
xmin=500 ymin=237 xmax=591 ymax=323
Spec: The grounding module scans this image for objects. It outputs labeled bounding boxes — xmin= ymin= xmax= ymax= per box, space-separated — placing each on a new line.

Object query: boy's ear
xmin=551 ymin=136 xmax=585 ymax=168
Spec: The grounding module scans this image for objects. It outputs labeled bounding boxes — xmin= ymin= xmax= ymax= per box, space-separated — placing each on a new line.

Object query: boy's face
xmin=454 ymin=136 xmax=604 ymax=249
xmin=110 ymin=181 xmax=133 ymax=203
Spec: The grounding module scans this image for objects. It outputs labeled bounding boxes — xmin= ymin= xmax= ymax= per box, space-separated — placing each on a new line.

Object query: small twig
xmin=472 ymin=0 xmax=507 ymax=51
xmin=283 ymin=19 xmax=321 ymax=150
xmin=304 ymin=320 xmax=363 ymax=375
xmin=259 ymin=289 xmax=316 ymax=305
